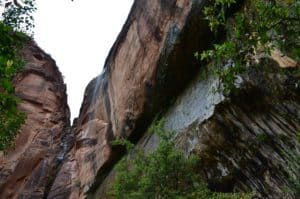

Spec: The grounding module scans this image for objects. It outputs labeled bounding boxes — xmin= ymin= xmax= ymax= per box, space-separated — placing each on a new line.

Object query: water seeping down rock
xmin=1 ymin=0 xmax=299 ymax=198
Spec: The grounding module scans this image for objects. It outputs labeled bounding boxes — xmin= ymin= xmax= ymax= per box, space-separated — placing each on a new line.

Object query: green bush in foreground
xmin=110 ymin=120 xmax=253 ymax=199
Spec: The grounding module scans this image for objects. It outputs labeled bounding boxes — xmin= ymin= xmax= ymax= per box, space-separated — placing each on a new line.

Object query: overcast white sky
xmin=34 ymin=0 xmax=133 ymax=120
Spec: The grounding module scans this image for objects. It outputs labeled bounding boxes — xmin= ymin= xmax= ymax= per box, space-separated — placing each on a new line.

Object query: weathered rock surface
xmin=2 ymin=0 xmax=298 ymax=198
xmin=161 ymin=62 xmax=300 ymax=199
xmin=0 ymin=41 xmax=70 ymax=199
xmin=91 ymin=61 xmax=300 ymax=199
xmin=48 ymin=0 xmax=213 ymax=198
xmin=47 ymin=0 xmax=300 ymax=199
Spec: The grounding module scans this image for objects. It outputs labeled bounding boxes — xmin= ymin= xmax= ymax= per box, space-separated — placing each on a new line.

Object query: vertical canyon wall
xmin=47 ymin=0 xmax=214 ymax=198
xmin=48 ymin=0 xmax=300 ymax=198
xmin=0 ymin=41 xmax=70 ymax=199
xmin=0 ymin=0 xmax=299 ymax=198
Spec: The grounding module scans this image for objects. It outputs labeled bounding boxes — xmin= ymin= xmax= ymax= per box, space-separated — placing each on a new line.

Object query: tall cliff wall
xmin=118 ymin=62 xmax=299 ymax=199
xmin=1 ymin=0 xmax=299 ymax=199
xmin=0 ymin=41 xmax=70 ymax=199
xmin=47 ymin=0 xmax=213 ymax=198
xmin=47 ymin=0 xmax=299 ymax=199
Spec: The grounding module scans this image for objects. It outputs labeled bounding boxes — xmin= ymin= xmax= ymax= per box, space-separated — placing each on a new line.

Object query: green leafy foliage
xmin=112 ymin=138 xmax=135 ymax=151
xmin=0 ymin=95 xmax=26 ymax=150
xmin=110 ymin=120 xmax=253 ymax=199
xmin=197 ymin=0 xmax=300 ymax=96
xmin=2 ymin=0 xmax=36 ymax=35
xmin=0 ymin=22 xmax=29 ymax=151
xmin=0 ymin=1 xmax=35 ymax=150
xmin=203 ymin=0 xmax=237 ymax=32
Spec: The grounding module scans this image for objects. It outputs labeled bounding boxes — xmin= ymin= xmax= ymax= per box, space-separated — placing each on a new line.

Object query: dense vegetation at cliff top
xmin=0 ymin=0 xmax=36 ymax=150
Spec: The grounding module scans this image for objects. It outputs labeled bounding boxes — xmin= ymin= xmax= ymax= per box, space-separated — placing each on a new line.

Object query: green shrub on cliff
xmin=0 ymin=1 xmax=36 ymax=150
xmin=0 ymin=22 xmax=27 ymax=150
xmin=111 ymin=120 xmax=252 ymax=199
xmin=197 ymin=0 xmax=300 ymax=95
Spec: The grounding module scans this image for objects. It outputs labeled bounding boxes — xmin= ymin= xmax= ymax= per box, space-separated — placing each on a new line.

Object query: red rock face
xmin=1 ymin=1 xmax=298 ymax=199
xmin=0 ymin=41 xmax=70 ymax=199
xmin=48 ymin=0 xmax=212 ymax=198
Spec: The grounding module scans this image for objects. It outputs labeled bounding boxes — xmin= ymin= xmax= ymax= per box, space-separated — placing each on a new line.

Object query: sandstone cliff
xmin=47 ymin=0 xmax=213 ymax=198
xmin=1 ymin=0 xmax=299 ymax=198
xmin=47 ymin=0 xmax=299 ymax=198
xmin=0 ymin=41 xmax=70 ymax=199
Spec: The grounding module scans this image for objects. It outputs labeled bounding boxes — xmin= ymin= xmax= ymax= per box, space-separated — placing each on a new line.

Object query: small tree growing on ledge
xmin=110 ymin=119 xmax=253 ymax=199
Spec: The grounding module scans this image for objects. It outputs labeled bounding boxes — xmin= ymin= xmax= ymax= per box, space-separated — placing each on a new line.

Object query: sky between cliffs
xmin=34 ymin=0 xmax=133 ymax=121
